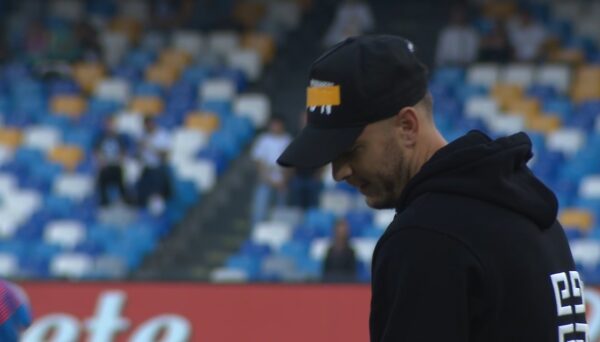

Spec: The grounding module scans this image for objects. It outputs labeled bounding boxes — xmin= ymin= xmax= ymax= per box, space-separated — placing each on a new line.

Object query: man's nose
xmin=332 ymin=159 xmax=352 ymax=182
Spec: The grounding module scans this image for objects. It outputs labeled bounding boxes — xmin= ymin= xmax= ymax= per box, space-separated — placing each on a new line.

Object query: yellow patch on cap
xmin=306 ymin=86 xmax=341 ymax=107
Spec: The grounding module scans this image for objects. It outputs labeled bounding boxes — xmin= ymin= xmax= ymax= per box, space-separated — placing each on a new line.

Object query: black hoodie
xmin=370 ymin=131 xmax=587 ymax=342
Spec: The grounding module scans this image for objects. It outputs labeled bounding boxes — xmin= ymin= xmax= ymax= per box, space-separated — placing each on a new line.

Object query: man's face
xmin=332 ymin=119 xmax=411 ymax=209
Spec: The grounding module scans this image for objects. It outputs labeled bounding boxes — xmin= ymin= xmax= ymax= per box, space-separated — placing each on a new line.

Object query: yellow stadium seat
xmin=242 ymin=32 xmax=276 ymax=64
xmin=49 ymin=145 xmax=84 ymax=171
xmin=110 ymin=17 xmax=142 ymax=43
xmin=574 ymin=65 xmax=600 ymax=81
xmin=560 ymin=209 xmax=594 ymax=231
xmin=233 ymin=2 xmax=266 ymax=30
xmin=526 ymin=114 xmax=561 ymax=133
xmin=492 ymin=84 xmax=523 ymax=109
xmin=146 ymin=64 xmax=179 ymax=87
xmin=50 ymin=95 xmax=87 ymax=117
xmin=185 ymin=113 xmax=220 ymax=134
xmin=550 ymin=48 xmax=585 ymax=65
xmin=73 ymin=63 xmax=105 ymax=94
xmin=483 ymin=1 xmax=517 ymax=19
xmin=571 ymin=84 xmax=600 ymax=103
xmin=0 ymin=128 xmax=22 ymax=149
xmin=159 ymin=49 xmax=192 ymax=71
xmin=505 ymin=98 xmax=541 ymax=118
xmin=130 ymin=96 xmax=164 ymax=116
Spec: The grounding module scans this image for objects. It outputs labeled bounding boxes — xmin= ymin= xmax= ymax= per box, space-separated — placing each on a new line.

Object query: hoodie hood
xmin=396 ymin=130 xmax=558 ymax=229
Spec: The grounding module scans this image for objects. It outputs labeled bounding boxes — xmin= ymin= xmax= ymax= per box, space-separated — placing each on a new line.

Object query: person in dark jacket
xmin=277 ymin=35 xmax=587 ymax=341
xmin=323 ymin=218 xmax=357 ymax=282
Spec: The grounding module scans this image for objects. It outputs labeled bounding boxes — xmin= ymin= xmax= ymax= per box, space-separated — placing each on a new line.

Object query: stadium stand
xmin=213 ymin=0 xmax=600 ymax=284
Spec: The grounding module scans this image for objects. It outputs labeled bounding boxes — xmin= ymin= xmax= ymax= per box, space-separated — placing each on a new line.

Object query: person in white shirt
xmin=507 ymin=9 xmax=547 ymax=62
xmin=251 ymin=117 xmax=291 ymax=225
xmin=435 ymin=6 xmax=479 ymax=66
xmin=136 ymin=116 xmax=172 ymax=213
xmin=323 ymin=0 xmax=375 ymax=48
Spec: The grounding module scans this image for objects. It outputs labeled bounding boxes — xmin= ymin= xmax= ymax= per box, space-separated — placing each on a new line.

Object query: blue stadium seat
xmin=48 ymin=79 xmax=80 ymax=96
xmin=345 ymin=211 xmax=373 ymax=237
xmin=226 ymin=254 xmax=261 ymax=280
xmin=182 ymin=66 xmax=212 ymax=85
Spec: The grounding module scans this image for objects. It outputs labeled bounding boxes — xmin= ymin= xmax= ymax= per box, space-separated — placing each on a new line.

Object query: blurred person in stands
xmin=136 ymin=117 xmax=172 ymax=214
xmin=289 ymin=111 xmax=324 ymax=210
xmin=0 ymin=280 xmax=32 ymax=341
xmin=506 ymin=8 xmax=548 ymax=62
xmin=435 ymin=5 xmax=479 ymax=66
xmin=94 ymin=117 xmax=132 ymax=208
xmin=478 ymin=19 xmax=513 ymax=63
xmin=323 ymin=0 xmax=374 ymax=48
xmin=278 ymin=35 xmax=586 ymax=341
xmin=322 ymin=219 xmax=357 ymax=283
xmin=251 ymin=117 xmax=291 ymax=226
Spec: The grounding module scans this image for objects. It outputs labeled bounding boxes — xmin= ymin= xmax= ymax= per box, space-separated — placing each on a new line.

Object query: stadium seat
xmin=467 ymin=64 xmax=500 ymax=87
xmin=94 ymin=78 xmax=131 ymax=104
xmin=44 ymin=220 xmax=86 ymax=249
xmin=560 ymin=209 xmax=594 ymax=232
xmin=251 ymin=221 xmax=292 ymax=251
xmin=130 ymin=96 xmax=164 ymax=116
xmin=319 ymin=189 xmax=353 ymax=217
xmin=535 ymin=64 xmax=571 ymax=94
xmin=53 ymin=173 xmax=94 ymax=202
xmin=210 ymin=267 xmax=249 ymax=283
xmin=0 ymin=253 xmax=18 ymax=277
xmin=233 ymin=93 xmax=270 ymax=128
xmin=547 ymin=128 xmax=586 ymax=156
xmin=73 ymin=62 xmax=105 ymax=94
xmin=169 ymin=127 xmax=209 ymax=162
xmin=50 ymin=95 xmax=88 ymax=117
xmin=49 ymin=253 xmax=94 ymax=278
xmin=580 ymin=175 xmax=600 ymax=199
xmin=23 ymin=126 xmax=61 ymax=152
xmin=94 ymin=255 xmax=128 ymax=278
xmin=185 ymin=112 xmax=220 ymax=134
xmin=309 ymin=238 xmax=330 ymax=261
xmin=527 ymin=114 xmax=562 ymax=133
xmin=172 ymin=31 xmax=205 ymax=59
xmin=350 ymin=238 xmax=378 ymax=263
xmin=200 ymin=79 xmax=236 ymax=102
xmin=374 ymin=209 xmax=395 ymax=230
xmin=492 ymin=84 xmax=524 ymax=109
xmin=115 ymin=111 xmax=144 ymax=138
xmin=570 ymin=239 xmax=600 ymax=270
xmin=486 ymin=115 xmax=524 ymax=136
xmin=208 ymin=31 xmax=240 ymax=57
xmin=49 ymin=145 xmax=84 ymax=171
xmin=242 ymin=32 xmax=276 ymax=64
xmin=145 ymin=64 xmax=179 ymax=87
xmin=465 ymin=97 xmax=499 ymax=121
xmin=227 ymin=48 xmax=262 ymax=81
xmin=159 ymin=49 xmax=193 ymax=72
xmin=173 ymin=158 xmax=217 ymax=192
xmin=0 ymin=128 xmax=23 ymax=149
xmin=505 ymin=98 xmax=541 ymax=119
xmin=269 ymin=206 xmax=304 ymax=228
xmin=501 ymin=64 xmax=535 ymax=88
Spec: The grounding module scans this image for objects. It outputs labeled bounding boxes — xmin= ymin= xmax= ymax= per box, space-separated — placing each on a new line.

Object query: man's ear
xmin=392 ymin=106 xmax=419 ymax=147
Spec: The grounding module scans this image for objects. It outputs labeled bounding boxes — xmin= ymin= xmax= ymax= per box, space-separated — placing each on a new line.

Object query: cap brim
xmin=277 ymin=125 xmax=364 ymax=168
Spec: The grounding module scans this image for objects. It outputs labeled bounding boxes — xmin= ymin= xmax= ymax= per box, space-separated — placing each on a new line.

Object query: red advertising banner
xmin=19 ymin=283 xmax=371 ymax=342
xmin=16 ymin=282 xmax=600 ymax=341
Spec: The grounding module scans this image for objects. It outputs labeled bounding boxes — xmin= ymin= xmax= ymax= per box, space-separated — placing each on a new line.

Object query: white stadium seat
xmin=570 ymin=239 xmax=600 ymax=269
xmin=374 ymin=209 xmax=395 ymax=230
xmin=467 ymin=64 xmax=499 ymax=87
xmin=350 ymin=238 xmax=377 ymax=263
xmin=501 ymin=64 xmax=535 ymax=88
xmin=0 ymin=253 xmax=18 ymax=277
xmin=579 ymin=175 xmax=600 ymax=199
xmin=174 ymin=159 xmax=217 ymax=192
xmin=309 ymin=238 xmax=331 ymax=261
xmin=233 ymin=93 xmax=270 ymax=128
xmin=44 ymin=220 xmax=86 ymax=249
xmin=547 ymin=128 xmax=586 ymax=156
xmin=319 ymin=189 xmax=353 ymax=216
xmin=172 ymin=31 xmax=205 ymax=59
xmin=50 ymin=253 xmax=94 ymax=278
xmin=210 ymin=267 xmax=248 ymax=283
xmin=200 ymin=79 xmax=236 ymax=102
xmin=100 ymin=31 xmax=130 ymax=67
xmin=94 ymin=78 xmax=131 ymax=104
xmin=487 ymin=114 xmax=525 ymax=136
xmin=53 ymin=173 xmax=94 ymax=202
xmin=114 ymin=111 xmax=144 ymax=139
xmin=227 ymin=49 xmax=262 ymax=81
xmin=251 ymin=221 xmax=292 ymax=251
xmin=465 ymin=97 xmax=499 ymax=121
xmin=169 ymin=128 xmax=208 ymax=162
xmin=24 ymin=125 xmax=61 ymax=152
xmin=535 ymin=64 xmax=571 ymax=94
xmin=208 ymin=31 xmax=240 ymax=57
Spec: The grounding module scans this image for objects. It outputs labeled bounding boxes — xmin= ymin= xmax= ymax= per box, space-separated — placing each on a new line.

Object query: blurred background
xmin=0 ymin=0 xmax=599 ymax=340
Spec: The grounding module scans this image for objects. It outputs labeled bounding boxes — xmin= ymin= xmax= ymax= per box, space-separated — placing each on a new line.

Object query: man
xmin=277 ymin=35 xmax=587 ymax=341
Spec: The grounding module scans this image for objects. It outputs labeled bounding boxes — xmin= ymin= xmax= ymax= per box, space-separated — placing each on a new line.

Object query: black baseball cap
xmin=277 ymin=35 xmax=428 ymax=168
